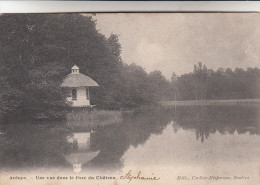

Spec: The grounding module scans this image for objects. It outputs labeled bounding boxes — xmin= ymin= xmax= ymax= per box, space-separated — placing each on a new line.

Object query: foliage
xmin=172 ymin=63 xmax=260 ymax=101
xmin=148 ymin=70 xmax=171 ymax=101
xmin=0 ymin=14 xmax=165 ymax=122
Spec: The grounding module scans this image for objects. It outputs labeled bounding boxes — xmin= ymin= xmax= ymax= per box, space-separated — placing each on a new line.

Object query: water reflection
xmin=66 ymin=131 xmax=99 ymax=173
xmin=172 ymin=106 xmax=260 ymax=143
xmin=84 ymin=106 xmax=259 ymax=170
xmin=0 ymin=123 xmax=72 ymax=169
xmin=0 ymin=105 xmax=259 ymax=171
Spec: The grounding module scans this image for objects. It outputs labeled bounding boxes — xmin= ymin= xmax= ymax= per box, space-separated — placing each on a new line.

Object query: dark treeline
xmin=0 ymin=14 xmax=259 ymax=122
xmin=171 ymin=63 xmax=260 ymax=101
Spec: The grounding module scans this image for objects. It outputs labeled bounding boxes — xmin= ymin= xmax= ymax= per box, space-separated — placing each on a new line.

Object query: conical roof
xmin=61 ymin=66 xmax=99 ymax=87
xmin=61 ymin=73 xmax=99 ymax=87
xmin=66 ymin=151 xmax=100 ymax=165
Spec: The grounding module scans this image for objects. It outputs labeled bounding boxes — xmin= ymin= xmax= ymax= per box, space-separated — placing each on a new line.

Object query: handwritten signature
xmin=120 ymin=170 xmax=160 ymax=183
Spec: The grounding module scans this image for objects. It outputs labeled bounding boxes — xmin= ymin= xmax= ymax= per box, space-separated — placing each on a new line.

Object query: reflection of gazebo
xmin=66 ymin=151 xmax=100 ymax=173
xmin=61 ymin=65 xmax=98 ymax=107
xmin=66 ymin=132 xmax=99 ymax=173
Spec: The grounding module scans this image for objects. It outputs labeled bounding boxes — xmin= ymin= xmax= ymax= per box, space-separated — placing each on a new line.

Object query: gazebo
xmin=61 ymin=65 xmax=98 ymax=107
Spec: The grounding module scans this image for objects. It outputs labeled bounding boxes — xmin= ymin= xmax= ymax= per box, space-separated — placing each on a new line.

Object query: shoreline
xmin=160 ymin=99 xmax=260 ymax=107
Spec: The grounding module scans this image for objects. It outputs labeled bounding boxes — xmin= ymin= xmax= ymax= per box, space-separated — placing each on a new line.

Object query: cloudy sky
xmin=94 ymin=13 xmax=259 ymax=79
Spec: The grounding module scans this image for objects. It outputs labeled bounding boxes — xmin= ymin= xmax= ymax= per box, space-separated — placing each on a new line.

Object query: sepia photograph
xmin=0 ymin=12 xmax=259 ymax=185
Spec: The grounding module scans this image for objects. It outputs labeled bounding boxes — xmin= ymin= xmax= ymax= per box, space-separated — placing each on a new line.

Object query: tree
xmin=170 ymin=72 xmax=178 ymax=101
xmin=0 ymin=14 xmax=71 ymax=122
xmin=119 ymin=64 xmax=156 ymax=108
xmin=193 ymin=62 xmax=208 ymax=100
xmin=148 ymin=70 xmax=171 ymax=101
xmin=107 ymin=34 xmax=122 ymax=59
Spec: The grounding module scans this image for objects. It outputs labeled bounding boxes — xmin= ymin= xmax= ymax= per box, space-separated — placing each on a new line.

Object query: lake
xmin=0 ymin=105 xmax=259 ymax=184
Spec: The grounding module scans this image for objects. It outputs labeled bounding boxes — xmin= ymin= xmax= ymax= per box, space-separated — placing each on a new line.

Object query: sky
xmin=94 ymin=13 xmax=259 ymax=79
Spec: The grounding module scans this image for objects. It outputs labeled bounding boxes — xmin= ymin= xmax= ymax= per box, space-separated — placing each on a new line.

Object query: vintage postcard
xmin=0 ymin=13 xmax=259 ymax=185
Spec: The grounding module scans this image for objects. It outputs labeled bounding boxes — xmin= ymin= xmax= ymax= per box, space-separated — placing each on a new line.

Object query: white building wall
xmin=67 ymin=132 xmax=91 ymax=151
xmin=66 ymin=87 xmax=90 ymax=107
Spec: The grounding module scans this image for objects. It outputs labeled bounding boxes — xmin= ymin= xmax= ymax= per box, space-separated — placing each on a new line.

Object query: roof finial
xmin=71 ymin=65 xmax=79 ymax=74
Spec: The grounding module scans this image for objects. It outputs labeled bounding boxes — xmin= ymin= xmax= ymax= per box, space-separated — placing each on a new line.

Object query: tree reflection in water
xmin=0 ymin=105 xmax=259 ymax=171
xmin=0 ymin=123 xmax=72 ymax=169
xmin=85 ymin=106 xmax=260 ymax=170
xmin=84 ymin=108 xmax=172 ymax=171
xmin=172 ymin=106 xmax=260 ymax=143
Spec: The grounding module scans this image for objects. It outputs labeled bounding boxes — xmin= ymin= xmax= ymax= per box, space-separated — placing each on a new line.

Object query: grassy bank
xmin=160 ymin=99 xmax=260 ymax=107
xmin=66 ymin=110 xmax=122 ymax=131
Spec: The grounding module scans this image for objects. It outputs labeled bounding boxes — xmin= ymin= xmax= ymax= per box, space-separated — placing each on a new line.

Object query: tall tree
xmin=170 ymin=72 xmax=178 ymax=101
xmin=193 ymin=62 xmax=208 ymax=100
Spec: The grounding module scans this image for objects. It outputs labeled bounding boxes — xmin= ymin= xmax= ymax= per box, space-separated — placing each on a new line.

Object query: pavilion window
xmin=86 ymin=87 xmax=90 ymax=99
xmin=72 ymin=89 xmax=77 ymax=100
